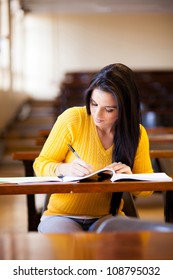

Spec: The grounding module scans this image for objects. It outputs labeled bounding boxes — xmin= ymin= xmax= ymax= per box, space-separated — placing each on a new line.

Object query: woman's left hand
xmin=107 ymin=162 xmax=132 ymax=174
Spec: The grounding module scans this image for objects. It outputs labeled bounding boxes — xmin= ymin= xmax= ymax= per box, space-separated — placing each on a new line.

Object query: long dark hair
xmin=85 ymin=63 xmax=141 ymax=169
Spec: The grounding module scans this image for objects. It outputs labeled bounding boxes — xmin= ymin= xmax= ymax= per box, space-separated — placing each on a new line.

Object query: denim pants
xmin=37 ymin=215 xmax=101 ymax=233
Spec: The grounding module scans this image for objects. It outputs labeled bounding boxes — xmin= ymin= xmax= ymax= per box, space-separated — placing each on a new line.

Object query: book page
xmin=111 ymin=172 xmax=172 ymax=182
xmin=0 ymin=171 xmax=171 ymax=184
xmin=62 ymin=167 xmax=114 ymax=182
xmin=0 ymin=176 xmax=62 ymax=184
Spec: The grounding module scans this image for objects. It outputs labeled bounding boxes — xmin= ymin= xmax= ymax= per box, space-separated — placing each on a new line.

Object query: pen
xmin=68 ymin=144 xmax=81 ymax=159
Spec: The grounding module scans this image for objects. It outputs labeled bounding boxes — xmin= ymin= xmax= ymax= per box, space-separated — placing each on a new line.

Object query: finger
xmin=115 ymin=165 xmax=132 ymax=174
xmin=107 ymin=162 xmax=122 ymax=170
xmin=71 ymin=161 xmax=94 ymax=176
xmin=108 ymin=162 xmax=132 ymax=174
xmin=74 ymin=158 xmax=94 ymax=173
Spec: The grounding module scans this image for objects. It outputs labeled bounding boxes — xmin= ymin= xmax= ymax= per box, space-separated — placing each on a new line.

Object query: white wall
xmin=13 ymin=13 xmax=173 ymax=100
xmin=58 ymin=13 xmax=173 ymax=72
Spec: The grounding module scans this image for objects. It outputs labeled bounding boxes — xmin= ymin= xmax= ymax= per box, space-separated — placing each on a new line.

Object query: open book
xmin=0 ymin=168 xmax=172 ymax=184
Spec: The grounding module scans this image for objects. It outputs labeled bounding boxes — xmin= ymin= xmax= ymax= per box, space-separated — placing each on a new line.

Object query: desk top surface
xmin=0 ymin=180 xmax=173 ymax=195
xmin=1 ymin=231 xmax=173 ymax=260
xmin=12 ymin=149 xmax=173 ymax=161
xmin=149 ymin=134 xmax=173 ymax=142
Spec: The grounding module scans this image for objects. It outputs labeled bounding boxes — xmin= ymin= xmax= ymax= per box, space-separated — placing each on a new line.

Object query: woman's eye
xmin=91 ymin=100 xmax=97 ymax=106
xmin=105 ymin=108 xmax=114 ymax=113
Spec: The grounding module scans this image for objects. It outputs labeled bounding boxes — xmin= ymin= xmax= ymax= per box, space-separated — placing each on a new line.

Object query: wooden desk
xmin=38 ymin=129 xmax=50 ymax=137
xmin=146 ymin=127 xmax=173 ymax=134
xmin=12 ymin=151 xmax=40 ymax=230
xmin=36 ymin=129 xmax=50 ymax=146
xmin=12 ymin=150 xmax=40 ymax=177
xmin=12 ymin=149 xmax=173 ymax=176
xmin=0 ymin=180 xmax=173 ymax=230
xmin=150 ymin=150 xmax=173 ymax=158
xmin=1 ymin=231 xmax=173 ymax=260
xmin=36 ymin=130 xmax=173 ymax=146
xmin=149 ymin=134 xmax=173 ymax=143
xmin=150 ymin=150 xmax=173 ymax=223
xmin=0 ymin=180 xmax=173 ymax=195
xmin=146 ymin=126 xmax=173 ymax=150
xmin=32 ymin=127 xmax=173 ymax=145
xmin=11 ymin=150 xmax=173 ymax=230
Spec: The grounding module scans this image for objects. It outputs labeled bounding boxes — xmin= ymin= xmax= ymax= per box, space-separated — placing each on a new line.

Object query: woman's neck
xmin=96 ymin=126 xmax=114 ymax=149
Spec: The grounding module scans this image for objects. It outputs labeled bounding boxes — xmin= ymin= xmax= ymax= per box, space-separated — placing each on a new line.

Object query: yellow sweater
xmin=33 ymin=106 xmax=153 ymax=217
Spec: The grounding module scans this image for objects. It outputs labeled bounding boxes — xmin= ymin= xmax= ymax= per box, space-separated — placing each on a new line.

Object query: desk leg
xmin=26 ymin=195 xmax=41 ymax=231
xmin=152 ymin=158 xmax=173 ymax=224
xmin=164 ymin=191 xmax=173 ymax=223
xmin=23 ymin=160 xmax=41 ymax=231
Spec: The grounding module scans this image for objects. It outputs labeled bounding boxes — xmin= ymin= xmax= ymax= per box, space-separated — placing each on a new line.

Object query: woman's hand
xmin=107 ymin=162 xmax=132 ymax=174
xmin=56 ymin=158 xmax=94 ymax=177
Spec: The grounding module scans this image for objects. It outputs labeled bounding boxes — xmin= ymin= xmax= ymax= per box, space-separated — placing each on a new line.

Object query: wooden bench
xmin=147 ymin=127 xmax=173 ymax=134
xmin=36 ymin=127 xmax=173 ymax=147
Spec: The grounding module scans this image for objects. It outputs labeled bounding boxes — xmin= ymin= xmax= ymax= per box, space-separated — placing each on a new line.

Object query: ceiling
xmin=18 ymin=0 xmax=173 ymax=14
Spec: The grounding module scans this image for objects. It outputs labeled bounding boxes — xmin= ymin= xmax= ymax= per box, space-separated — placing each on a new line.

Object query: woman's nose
xmin=95 ymin=108 xmax=102 ymax=118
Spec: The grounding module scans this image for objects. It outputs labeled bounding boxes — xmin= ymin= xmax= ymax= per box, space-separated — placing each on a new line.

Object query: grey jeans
xmin=38 ymin=215 xmax=102 ymax=233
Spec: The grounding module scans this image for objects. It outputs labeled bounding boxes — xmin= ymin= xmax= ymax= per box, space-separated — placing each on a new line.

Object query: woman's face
xmin=90 ymin=88 xmax=118 ymax=131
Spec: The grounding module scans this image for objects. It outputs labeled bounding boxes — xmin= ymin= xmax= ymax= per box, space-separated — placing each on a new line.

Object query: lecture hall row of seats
xmin=55 ymin=70 xmax=173 ymax=128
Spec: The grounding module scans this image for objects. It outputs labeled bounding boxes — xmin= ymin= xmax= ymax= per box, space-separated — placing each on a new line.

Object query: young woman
xmin=33 ymin=63 xmax=153 ymax=233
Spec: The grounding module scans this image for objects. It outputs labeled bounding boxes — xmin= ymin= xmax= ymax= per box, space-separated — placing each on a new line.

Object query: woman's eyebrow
xmin=90 ymin=98 xmax=98 ymax=104
xmin=105 ymin=105 xmax=117 ymax=108
xmin=91 ymin=97 xmax=117 ymax=108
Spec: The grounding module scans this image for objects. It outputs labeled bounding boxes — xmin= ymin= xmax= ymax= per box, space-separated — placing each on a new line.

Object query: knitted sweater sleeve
xmin=132 ymin=125 xmax=154 ymax=197
xmin=33 ymin=107 xmax=81 ymax=176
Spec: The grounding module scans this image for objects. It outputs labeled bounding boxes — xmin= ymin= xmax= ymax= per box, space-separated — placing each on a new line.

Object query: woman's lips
xmin=94 ymin=118 xmax=103 ymax=123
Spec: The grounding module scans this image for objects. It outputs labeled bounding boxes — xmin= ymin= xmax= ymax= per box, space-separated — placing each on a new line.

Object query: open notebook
xmin=0 ymin=168 xmax=172 ymax=184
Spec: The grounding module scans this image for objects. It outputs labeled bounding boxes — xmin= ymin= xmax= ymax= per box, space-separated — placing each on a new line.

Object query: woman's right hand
xmin=56 ymin=158 xmax=94 ymax=177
